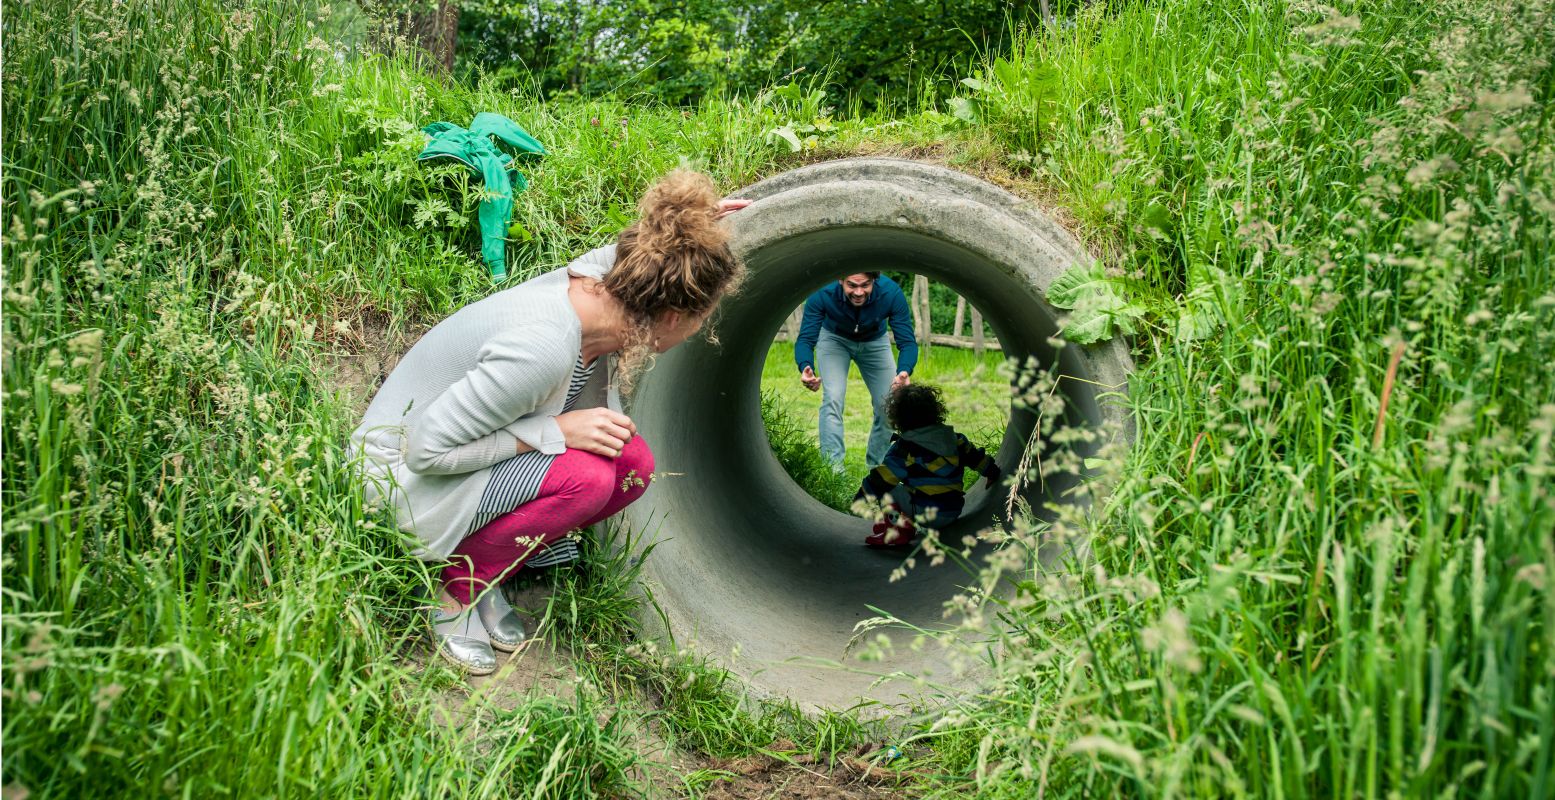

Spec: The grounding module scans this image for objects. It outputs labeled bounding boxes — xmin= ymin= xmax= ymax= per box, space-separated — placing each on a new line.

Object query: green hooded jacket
xmin=418 ymin=112 xmax=546 ymax=281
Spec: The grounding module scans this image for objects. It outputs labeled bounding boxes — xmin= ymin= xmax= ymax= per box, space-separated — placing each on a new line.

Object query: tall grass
xmin=0 ymin=1 xmax=661 ymax=795
xmin=760 ymin=388 xmax=858 ymax=511
xmin=0 ymin=0 xmax=916 ymax=793
xmin=914 ymin=0 xmax=1555 ymax=796
xmin=5 ymin=0 xmax=1552 ymax=796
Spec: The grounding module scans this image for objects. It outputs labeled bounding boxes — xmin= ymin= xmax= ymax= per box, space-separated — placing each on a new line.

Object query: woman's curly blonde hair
xmin=604 ymin=169 xmax=744 ymax=391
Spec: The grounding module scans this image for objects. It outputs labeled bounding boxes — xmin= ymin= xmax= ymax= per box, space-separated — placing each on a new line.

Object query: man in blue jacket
xmin=794 ymin=272 xmax=919 ymax=469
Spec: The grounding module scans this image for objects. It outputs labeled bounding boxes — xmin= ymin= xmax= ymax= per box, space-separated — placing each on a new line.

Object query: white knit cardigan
xmin=349 ymin=246 xmax=622 ymax=559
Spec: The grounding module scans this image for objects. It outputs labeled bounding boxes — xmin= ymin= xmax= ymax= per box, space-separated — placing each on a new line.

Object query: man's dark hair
xmin=864 ymin=271 xmax=880 ymax=280
xmin=887 ymin=383 xmax=946 ymax=432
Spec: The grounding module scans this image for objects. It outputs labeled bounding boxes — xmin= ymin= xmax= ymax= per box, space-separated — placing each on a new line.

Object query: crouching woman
xmin=350 ymin=170 xmax=746 ymax=673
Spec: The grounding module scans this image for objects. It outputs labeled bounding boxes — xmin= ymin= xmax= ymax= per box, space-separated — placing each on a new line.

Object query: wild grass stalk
xmin=910 ymin=0 xmax=1555 ymax=796
xmin=4 ymin=0 xmax=1551 ymax=796
xmin=0 ymin=0 xmax=811 ymax=793
xmin=2 ymin=3 xmax=928 ymax=791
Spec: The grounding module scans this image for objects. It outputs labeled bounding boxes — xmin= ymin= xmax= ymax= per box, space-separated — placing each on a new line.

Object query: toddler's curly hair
xmin=886 ymin=383 xmax=946 ymax=432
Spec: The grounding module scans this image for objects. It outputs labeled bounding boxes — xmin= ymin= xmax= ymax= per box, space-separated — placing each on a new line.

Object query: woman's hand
xmin=556 ymin=408 xmax=638 ymax=458
xmin=716 ymin=198 xmax=752 ymax=219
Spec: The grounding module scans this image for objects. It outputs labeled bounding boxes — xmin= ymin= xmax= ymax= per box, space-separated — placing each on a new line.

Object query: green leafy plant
xmin=762 ymin=80 xmax=837 ymax=153
xmin=1044 ymin=261 xmax=1149 ymax=343
xmin=955 ymin=56 xmax=1060 ymax=152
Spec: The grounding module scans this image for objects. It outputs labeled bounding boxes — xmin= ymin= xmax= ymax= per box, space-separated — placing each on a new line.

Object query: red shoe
xmin=865 ymin=521 xmax=917 ymax=549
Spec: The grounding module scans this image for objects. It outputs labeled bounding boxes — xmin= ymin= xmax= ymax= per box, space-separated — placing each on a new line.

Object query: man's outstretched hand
xmin=800 ymin=366 xmax=822 ymax=392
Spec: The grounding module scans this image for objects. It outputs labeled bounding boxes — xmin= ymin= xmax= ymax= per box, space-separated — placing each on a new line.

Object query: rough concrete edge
xmin=734 ymin=157 xmax=1092 ymax=267
xmin=729 ymin=157 xmax=1134 ymax=438
xmin=631 ymin=159 xmax=1136 ymax=716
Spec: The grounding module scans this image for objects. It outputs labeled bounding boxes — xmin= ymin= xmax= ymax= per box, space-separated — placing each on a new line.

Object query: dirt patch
xmin=320 ymin=310 xmax=427 ymax=417
xmin=409 ymin=582 xmax=582 ymax=733
xmin=397 ymin=577 xmax=921 ymax=798
xmin=697 ymin=742 xmax=913 ymax=800
xmin=462 ymin=583 xmax=582 ymax=709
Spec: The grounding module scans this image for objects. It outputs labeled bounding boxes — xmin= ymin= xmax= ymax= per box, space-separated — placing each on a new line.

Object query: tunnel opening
xmin=760 ymin=272 xmax=1011 ymax=514
xmin=623 ymin=159 xmax=1133 ymax=712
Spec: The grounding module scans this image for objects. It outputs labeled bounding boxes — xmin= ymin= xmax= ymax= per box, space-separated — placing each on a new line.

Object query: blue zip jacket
xmin=793 ymin=276 xmax=919 ymax=375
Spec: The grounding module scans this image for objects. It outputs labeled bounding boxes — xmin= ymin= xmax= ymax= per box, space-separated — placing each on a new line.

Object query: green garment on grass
xmin=418 ymin=112 xmax=546 ymax=281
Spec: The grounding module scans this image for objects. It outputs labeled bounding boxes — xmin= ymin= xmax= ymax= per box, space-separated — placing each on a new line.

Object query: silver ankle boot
xmin=430 ymin=609 xmax=497 ymax=675
xmin=474 ymin=588 xmax=527 ymax=653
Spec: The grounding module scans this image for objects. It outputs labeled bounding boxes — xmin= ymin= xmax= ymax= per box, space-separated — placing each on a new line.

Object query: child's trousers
xmin=885 ymin=484 xmax=959 ymax=530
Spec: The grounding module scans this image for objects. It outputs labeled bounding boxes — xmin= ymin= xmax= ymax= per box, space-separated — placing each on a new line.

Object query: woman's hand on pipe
xmin=716 ymin=198 xmax=752 ymax=219
xmin=557 ymin=408 xmax=637 ymax=458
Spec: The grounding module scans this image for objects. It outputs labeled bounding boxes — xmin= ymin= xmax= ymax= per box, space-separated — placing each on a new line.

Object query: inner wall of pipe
xmin=624 ymin=226 xmax=1101 ymax=709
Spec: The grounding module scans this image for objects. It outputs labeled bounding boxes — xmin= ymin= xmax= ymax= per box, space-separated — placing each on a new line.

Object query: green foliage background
xmin=3 ymin=0 xmax=1553 ymax=797
xmin=458 ymin=0 xmax=1057 ymax=107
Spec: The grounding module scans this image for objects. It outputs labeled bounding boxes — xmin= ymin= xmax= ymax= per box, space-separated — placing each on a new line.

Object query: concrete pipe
xmin=624 ymin=158 xmax=1133 ymax=713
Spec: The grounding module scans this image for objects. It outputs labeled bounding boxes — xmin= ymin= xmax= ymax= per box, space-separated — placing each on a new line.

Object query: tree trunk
xmin=1037 ymin=0 xmax=1057 ymax=27
xmin=369 ymin=0 xmax=460 ymax=72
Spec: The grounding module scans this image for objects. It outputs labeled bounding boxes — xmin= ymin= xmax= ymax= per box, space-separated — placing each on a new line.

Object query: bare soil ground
xmin=695 ymin=741 xmax=915 ymax=800
xmin=323 ymin=311 xmax=425 ymax=417
xmin=467 ymin=584 xmax=584 ymax=707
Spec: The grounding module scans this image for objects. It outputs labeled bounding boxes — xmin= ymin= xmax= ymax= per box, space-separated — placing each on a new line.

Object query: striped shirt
xmin=468 ymin=354 xmax=598 ymax=567
xmin=856 ymin=424 xmax=1000 ymax=521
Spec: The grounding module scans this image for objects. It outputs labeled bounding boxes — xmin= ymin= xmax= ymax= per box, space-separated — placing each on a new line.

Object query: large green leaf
xmin=1047 ymin=262 xmax=1146 ymax=344
xmin=1046 ymin=261 xmax=1108 ymax=309
xmin=766 ymin=125 xmax=803 ymax=152
xmin=1174 ymin=265 xmax=1237 ymax=341
xmin=948 ymin=97 xmax=981 ymax=125
xmin=992 ymin=56 xmax=1021 ymax=90
xmin=1175 ymin=292 xmax=1224 ymax=340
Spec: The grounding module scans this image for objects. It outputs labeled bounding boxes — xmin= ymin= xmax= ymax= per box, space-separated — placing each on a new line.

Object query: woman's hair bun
xmin=607 ymin=169 xmax=743 ymax=321
xmin=634 ymin=169 xmax=723 ymax=248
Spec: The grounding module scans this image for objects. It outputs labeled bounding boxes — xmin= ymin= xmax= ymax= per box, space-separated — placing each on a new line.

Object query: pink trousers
xmin=442 ymin=436 xmax=654 ymax=604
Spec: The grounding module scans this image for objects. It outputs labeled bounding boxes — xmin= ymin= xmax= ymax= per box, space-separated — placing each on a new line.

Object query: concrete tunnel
xmin=623 ymin=158 xmax=1134 ymax=712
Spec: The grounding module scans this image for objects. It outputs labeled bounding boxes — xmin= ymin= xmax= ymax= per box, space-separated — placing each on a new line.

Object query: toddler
xmin=855 ymin=383 xmax=1001 ymax=548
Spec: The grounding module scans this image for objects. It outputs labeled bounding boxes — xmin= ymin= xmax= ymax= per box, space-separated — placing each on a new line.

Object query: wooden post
xmin=909 ymin=276 xmax=923 ymax=334
xmin=971 ymin=307 xmax=985 ymax=358
xmin=913 ymin=275 xmax=932 ymax=351
xmin=784 ymin=304 xmax=804 ymax=340
xmin=952 ymin=296 xmax=966 ymax=338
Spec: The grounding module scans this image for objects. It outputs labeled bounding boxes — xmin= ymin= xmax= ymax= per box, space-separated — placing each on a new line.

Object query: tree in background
xmin=458 ymin=0 xmax=1054 ymax=108
xmin=367 ymin=0 xmax=462 ymax=71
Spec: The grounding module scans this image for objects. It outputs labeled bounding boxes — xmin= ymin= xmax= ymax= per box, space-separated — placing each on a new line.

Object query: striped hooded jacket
xmin=855 ymin=423 xmax=1001 ymax=521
